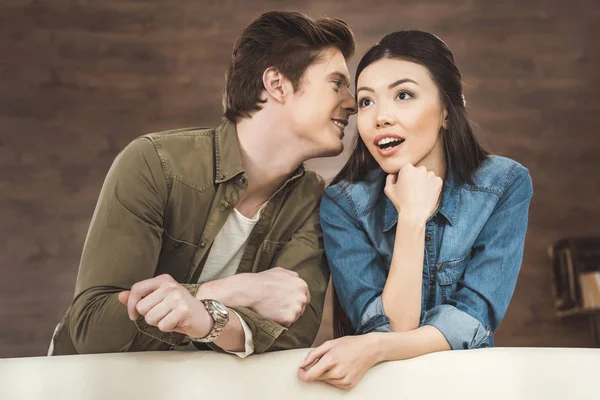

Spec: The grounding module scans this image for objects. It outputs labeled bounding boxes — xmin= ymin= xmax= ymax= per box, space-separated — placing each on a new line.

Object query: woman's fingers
xmin=299 ymin=340 xmax=335 ymax=369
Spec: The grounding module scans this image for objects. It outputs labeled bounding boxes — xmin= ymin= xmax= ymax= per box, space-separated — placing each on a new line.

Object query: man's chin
xmin=320 ymin=142 xmax=344 ymax=158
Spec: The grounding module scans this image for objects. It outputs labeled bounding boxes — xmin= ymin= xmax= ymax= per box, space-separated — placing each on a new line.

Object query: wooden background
xmin=1 ymin=0 xmax=599 ymax=358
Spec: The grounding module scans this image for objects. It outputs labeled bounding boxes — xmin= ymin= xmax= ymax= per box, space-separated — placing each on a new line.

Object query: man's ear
xmin=262 ymin=67 xmax=289 ymax=104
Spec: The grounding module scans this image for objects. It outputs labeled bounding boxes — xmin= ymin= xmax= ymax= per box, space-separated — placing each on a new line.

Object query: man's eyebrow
xmin=328 ymin=72 xmax=351 ymax=88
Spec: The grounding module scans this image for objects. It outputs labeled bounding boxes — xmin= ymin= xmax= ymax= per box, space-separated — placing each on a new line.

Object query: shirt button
xmin=486 ymin=330 xmax=491 ymax=337
xmin=223 ymin=201 xmax=231 ymax=208
xmin=199 ymin=240 xmax=206 ymax=248
xmin=425 ymin=236 xmax=432 ymax=242
xmin=173 ymin=242 xmax=181 ymax=249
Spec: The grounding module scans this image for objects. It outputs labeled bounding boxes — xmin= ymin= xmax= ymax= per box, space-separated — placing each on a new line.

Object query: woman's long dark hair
xmin=332 ymin=30 xmax=489 ymax=338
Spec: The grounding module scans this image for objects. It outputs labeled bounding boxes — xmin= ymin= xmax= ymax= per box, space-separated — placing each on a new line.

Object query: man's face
xmin=284 ymin=48 xmax=357 ymax=159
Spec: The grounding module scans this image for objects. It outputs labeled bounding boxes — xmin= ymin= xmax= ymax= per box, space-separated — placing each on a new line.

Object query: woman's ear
xmin=262 ymin=67 xmax=288 ymax=104
xmin=442 ymin=109 xmax=449 ymax=130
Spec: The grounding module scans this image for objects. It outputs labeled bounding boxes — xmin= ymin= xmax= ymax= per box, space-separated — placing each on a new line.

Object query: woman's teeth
xmin=377 ymin=138 xmax=405 ymax=149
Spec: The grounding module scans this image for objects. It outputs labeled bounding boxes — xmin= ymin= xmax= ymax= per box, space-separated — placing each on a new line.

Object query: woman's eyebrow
xmin=357 ymin=78 xmax=419 ymax=94
xmin=388 ymin=78 xmax=419 ymax=89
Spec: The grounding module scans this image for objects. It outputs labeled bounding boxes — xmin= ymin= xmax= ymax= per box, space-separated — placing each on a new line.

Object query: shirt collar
xmin=214 ymin=120 xmax=306 ymax=186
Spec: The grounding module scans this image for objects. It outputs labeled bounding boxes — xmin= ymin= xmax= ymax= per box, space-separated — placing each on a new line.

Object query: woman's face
xmin=356 ymin=58 xmax=448 ymax=176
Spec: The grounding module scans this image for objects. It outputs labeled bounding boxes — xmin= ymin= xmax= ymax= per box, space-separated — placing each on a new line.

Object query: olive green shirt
xmin=50 ymin=121 xmax=329 ymax=355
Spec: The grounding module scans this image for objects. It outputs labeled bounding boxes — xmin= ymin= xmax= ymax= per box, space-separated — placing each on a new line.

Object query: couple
xmin=49 ymin=11 xmax=533 ymax=390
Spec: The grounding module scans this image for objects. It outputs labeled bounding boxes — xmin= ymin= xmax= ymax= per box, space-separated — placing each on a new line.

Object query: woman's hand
xmin=384 ymin=163 xmax=443 ymax=223
xmin=298 ymin=334 xmax=382 ymax=390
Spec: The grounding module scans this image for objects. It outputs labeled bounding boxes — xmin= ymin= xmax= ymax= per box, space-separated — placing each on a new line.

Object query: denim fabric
xmin=321 ymin=156 xmax=533 ymax=349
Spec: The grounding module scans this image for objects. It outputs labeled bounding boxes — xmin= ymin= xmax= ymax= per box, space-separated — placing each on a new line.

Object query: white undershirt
xmin=196 ymin=203 xmax=267 ymax=358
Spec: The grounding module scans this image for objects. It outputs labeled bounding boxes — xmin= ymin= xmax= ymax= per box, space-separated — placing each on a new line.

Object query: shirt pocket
xmin=256 ymin=239 xmax=288 ymax=271
xmin=437 ymin=255 xmax=469 ymax=303
xmin=156 ymin=231 xmax=198 ymax=282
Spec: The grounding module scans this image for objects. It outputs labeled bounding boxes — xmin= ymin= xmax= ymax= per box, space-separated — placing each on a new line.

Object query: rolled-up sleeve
xmin=422 ymin=305 xmax=490 ymax=349
xmin=423 ymin=166 xmax=533 ymax=349
xmin=356 ymin=295 xmax=391 ymax=335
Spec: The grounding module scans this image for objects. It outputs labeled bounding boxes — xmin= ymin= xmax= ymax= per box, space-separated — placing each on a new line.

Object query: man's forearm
xmin=212 ymin=309 xmax=246 ymax=352
xmin=70 ymin=291 xmax=171 ymax=354
xmin=195 ymin=274 xmax=255 ymax=308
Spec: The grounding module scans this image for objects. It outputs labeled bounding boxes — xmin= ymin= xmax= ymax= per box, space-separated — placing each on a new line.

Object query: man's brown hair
xmin=223 ymin=11 xmax=355 ymax=122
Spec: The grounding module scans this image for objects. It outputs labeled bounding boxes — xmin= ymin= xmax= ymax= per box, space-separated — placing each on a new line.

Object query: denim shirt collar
xmin=382 ymin=167 xmax=460 ymax=232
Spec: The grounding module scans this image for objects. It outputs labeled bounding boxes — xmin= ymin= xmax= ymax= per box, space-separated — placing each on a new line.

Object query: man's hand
xmin=118 ymin=274 xmax=212 ymax=338
xmin=250 ymin=267 xmax=311 ymax=327
xmin=196 ymin=267 xmax=310 ymax=328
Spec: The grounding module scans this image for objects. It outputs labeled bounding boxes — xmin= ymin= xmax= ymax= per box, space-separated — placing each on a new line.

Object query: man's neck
xmin=235 ymin=112 xmax=306 ymax=204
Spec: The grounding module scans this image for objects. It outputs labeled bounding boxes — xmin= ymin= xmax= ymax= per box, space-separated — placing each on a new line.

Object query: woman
xmin=298 ymin=30 xmax=533 ymax=389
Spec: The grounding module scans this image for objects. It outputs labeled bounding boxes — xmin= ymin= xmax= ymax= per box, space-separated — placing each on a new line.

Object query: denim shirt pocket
xmin=437 ymin=255 xmax=469 ymax=303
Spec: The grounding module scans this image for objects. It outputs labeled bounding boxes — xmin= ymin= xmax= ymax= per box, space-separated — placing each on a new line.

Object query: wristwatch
xmin=190 ymin=299 xmax=229 ymax=343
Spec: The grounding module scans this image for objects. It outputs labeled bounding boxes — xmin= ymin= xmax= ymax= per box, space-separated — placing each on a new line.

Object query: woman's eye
xmin=332 ymin=80 xmax=342 ymax=91
xmin=396 ymin=91 xmax=413 ymax=100
xmin=358 ymin=98 xmax=373 ymax=108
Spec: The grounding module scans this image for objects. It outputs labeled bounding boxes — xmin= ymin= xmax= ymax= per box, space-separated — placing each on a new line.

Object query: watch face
xmin=211 ymin=300 xmax=228 ymax=318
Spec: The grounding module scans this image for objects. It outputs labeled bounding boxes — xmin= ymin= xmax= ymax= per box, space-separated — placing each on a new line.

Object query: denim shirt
xmin=320 ymin=156 xmax=533 ymax=350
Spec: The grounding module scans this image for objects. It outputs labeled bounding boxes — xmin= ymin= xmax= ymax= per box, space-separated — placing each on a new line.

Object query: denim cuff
xmin=422 ymin=304 xmax=491 ymax=349
xmin=356 ymin=296 xmax=391 ymax=335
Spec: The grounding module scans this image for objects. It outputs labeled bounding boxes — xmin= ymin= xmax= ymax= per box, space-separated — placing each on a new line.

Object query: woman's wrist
xmin=395 ymin=212 xmax=427 ymax=238
xmin=397 ymin=210 xmax=427 ymax=228
xmin=367 ymin=332 xmax=389 ymax=364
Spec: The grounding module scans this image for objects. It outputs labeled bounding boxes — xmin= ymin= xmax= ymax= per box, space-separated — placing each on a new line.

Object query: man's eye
xmin=332 ymin=80 xmax=342 ymax=91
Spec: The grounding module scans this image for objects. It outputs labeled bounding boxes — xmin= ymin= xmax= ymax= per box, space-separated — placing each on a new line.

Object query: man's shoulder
xmin=142 ymin=127 xmax=215 ymax=140
xmin=292 ymin=168 xmax=326 ymax=203
xmin=130 ymin=127 xmax=217 ymax=191
xmin=135 ymin=127 xmax=216 ymax=160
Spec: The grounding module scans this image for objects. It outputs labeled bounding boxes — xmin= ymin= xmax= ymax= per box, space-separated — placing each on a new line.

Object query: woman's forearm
xmin=382 ymin=214 xmax=426 ymax=331
xmin=373 ymin=325 xmax=451 ymax=363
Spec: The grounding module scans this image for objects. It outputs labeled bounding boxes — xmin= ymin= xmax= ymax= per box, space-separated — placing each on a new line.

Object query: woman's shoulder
xmin=467 ymin=155 xmax=531 ymax=197
xmin=323 ymin=168 xmax=386 ymax=217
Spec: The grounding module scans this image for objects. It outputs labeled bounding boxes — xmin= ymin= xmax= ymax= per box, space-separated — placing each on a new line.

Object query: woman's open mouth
xmin=373 ymin=134 xmax=405 ymax=156
xmin=377 ymin=137 xmax=405 ymax=150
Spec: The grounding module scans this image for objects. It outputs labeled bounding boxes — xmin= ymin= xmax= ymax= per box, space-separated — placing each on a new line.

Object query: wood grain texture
xmin=1 ymin=0 xmax=599 ymax=358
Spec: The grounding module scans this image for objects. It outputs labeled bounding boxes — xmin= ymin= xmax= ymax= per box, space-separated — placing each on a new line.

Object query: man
xmin=49 ymin=11 xmax=357 ymax=357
